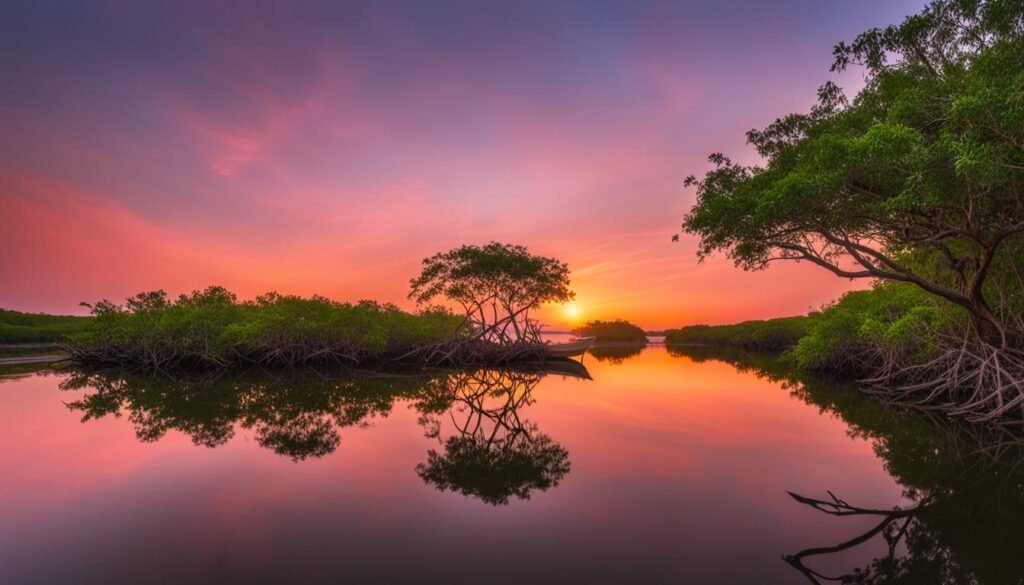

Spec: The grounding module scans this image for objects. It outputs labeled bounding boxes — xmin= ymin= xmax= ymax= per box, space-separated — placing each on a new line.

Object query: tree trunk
xmin=968 ymin=298 xmax=1007 ymax=349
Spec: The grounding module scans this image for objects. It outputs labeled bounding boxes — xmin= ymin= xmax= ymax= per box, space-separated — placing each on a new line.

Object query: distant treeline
xmin=0 ymin=309 xmax=93 ymax=344
xmin=665 ymin=316 xmax=811 ymax=352
xmin=571 ymin=319 xmax=647 ymax=343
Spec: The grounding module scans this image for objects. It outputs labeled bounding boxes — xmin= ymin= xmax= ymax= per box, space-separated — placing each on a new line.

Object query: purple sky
xmin=0 ymin=0 xmax=926 ymax=327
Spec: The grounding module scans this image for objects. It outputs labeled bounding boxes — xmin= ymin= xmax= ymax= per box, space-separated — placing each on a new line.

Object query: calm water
xmin=1 ymin=346 xmax=1021 ymax=584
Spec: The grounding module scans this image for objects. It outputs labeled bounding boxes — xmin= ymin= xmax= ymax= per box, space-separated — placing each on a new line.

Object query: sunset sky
xmin=1 ymin=0 xmax=925 ymax=328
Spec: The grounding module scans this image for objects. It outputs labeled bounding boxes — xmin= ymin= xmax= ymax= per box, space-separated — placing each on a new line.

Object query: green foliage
xmin=665 ymin=316 xmax=812 ymax=351
xmin=681 ymin=0 xmax=1024 ymax=344
xmin=790 ymin=283 xmax=954 ymax=374
xmin=409 ymin=242 xmax=573 ymax=308
xmin=571 ymin=319 xmax=647 ymax=343
xmin=0 ymin=309 xmax=93 ymax=343
xmin=71 ymin=286 xmax=463 ymax=367
xmin=409 ymin=242 xmax=573 ymax=344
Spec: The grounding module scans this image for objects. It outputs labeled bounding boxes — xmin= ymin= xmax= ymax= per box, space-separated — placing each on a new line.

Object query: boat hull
xmin=544 ymin=336 xmax=596 ymax=358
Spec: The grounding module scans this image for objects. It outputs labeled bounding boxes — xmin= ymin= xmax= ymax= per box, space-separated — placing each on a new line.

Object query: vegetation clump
xmin=571 ymin=319 xmax=647 ymax=343
xmin=68 ymin=286 xmax=463 ymax=368
xmin=790 ymin=283 xmax=951 ymax=377
xmin=68 ymin=243 xmax=577 ymax=369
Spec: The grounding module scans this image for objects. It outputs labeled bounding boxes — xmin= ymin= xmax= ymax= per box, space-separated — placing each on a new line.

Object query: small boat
xmin=544 ymin=336 xmax=596 ymax=358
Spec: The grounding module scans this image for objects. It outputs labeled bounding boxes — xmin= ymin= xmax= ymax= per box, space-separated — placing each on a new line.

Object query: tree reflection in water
xmin=587 ymin=343 xmax=646 ymax=365
xmin=667 ymin=344 xmax=1024 ymax=585
xmin=60 ymin=365 xmax=572 ymax=504
xmin=415 ymin=369 xmax=570 ymax=505
xmin=61 ymin=368 xmax=416 ymax=460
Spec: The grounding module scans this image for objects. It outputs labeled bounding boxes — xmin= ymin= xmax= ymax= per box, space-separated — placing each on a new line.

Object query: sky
xmin=0 ymin=0 xmax=926 ymax=328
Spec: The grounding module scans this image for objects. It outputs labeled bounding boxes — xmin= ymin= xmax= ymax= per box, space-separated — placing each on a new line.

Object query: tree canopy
xmin=681 ymin=0 xmax=1024 ymax=347
xmin=409 ymin=242 xmax=574 ymax=344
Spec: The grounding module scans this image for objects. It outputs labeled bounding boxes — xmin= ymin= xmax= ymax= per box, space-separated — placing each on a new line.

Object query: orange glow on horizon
xmin=0 ymin=165 xmax=866 ymax=327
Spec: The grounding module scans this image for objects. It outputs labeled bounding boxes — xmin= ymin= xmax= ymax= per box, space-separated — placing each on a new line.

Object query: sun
xmin=563 ymin=302 xmax=582 ymax=321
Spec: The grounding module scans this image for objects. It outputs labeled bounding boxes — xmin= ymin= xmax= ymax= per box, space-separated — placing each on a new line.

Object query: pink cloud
xmin=0 ymin=169 xmax=240 ymax=311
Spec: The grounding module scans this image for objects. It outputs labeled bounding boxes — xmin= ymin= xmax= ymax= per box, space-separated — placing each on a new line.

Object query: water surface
xmin=1 ymin=347 xmax=1020 ymax=584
